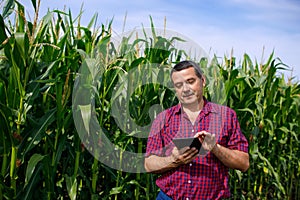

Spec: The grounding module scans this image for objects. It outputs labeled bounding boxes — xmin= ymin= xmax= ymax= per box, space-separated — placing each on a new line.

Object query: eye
xmin=174 ymin=82 xmax=183 ymax=89
xmin=187 ymin=79 xmax=196 ymax=84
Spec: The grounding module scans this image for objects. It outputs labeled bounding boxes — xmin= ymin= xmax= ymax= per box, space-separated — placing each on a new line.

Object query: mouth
xmin=182 ymin=93 xmax=194 ymax=98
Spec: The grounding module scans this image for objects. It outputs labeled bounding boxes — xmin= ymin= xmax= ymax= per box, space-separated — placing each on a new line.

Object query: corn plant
xmin=213 ymin=53 xmax=300 ymax=199
xmin=0 ymin=0 xmax=299 ymax=200
xmin=0 ymin=0 xmax=111 ymax=199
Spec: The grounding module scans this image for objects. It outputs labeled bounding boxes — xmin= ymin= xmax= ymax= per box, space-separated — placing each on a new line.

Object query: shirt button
xmin=189 ymin=163 xmax=192 ymax=166
xmin=186 ymin=198 xmax=189 ymax=200
xmin=191 ymin=130 xmax=194 ymax=133
xmin=188 ymin=180 xmax=191 ymax=184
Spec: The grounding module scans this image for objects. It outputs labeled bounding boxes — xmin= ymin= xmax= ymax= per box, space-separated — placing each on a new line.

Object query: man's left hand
xmin=194 ymin=131 xmax=217 ymax=151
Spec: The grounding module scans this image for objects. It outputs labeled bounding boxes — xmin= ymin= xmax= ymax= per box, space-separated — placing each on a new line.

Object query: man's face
xmin=171 ymin=67 xmax=205 ymax=106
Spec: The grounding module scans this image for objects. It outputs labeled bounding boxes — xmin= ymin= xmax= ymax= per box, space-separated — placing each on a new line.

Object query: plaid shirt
xmin=145 ymin=100 xmax=248 ymax=199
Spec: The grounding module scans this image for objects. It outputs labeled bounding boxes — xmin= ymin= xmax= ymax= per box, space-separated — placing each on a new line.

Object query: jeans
xmin=156 ymin=190 xmax=172 ymax=200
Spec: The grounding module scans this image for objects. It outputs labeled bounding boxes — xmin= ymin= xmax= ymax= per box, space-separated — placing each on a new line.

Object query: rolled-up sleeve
xmin=145 ymin=111 xmax=167 ymax=157
xmin=227 ymin=109 xmax=248 ymax=153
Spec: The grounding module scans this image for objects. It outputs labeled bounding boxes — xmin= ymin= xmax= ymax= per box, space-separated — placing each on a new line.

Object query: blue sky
xmin=20 ymin=0 xmax=300 ymax=81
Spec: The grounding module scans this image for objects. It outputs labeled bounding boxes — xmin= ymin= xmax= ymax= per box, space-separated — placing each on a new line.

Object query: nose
xmin=182 ymin=82 xmax=190 ymax=92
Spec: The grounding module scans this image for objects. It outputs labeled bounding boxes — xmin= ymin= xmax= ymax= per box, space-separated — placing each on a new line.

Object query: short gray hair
xmin=170 ymin=60 xmax=203 ymax=82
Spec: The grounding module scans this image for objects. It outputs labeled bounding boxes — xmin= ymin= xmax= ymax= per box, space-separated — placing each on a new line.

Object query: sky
xmin=19 ymin=0 xmax=300 ymax=81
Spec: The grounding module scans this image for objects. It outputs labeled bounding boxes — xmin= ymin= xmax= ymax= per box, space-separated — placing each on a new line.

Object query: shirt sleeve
xmin=145 ymin=111 xmax=167 ymax=157
xmin=227 ymin=108 xmax=249 ymax=153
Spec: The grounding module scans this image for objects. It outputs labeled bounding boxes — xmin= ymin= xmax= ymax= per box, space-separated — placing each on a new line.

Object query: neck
xmin=182 ymin=99 xmax=204 ymax=113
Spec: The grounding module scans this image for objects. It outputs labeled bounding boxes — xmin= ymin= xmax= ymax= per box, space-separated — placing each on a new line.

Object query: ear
xmin=201 ymin=75 xmax=206 ymax=87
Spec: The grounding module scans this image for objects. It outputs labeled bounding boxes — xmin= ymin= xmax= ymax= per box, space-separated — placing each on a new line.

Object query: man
xmin=144 ymin=60 xmax=249 ymax=199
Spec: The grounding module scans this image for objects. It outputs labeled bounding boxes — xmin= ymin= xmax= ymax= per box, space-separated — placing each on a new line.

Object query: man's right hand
xmin=171 ymin=147 xmax=199 ymax=166
xmin=144 ymin=147 xmax=199 ymax=173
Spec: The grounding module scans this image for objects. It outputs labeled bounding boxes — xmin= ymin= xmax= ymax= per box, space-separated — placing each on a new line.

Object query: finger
xmin=172 ymin=147 xmax=181 ymax=157
xmin=179 ymin=147 xmax=191 ymax=155
xmin=194 ymin=133 xmax=203 ymax=140
xmin=195 ymin=130 xmax=210 ymax=138
xmin=178 ymin=148 xmax=199 ymax=164
xmin=193 ymin=132 xmax=201 ymax=138
xmin=211 ymin=133 xmax=216 ymax=139
xmin=187 ymin=151 xmax=199 ymax=162
xmin=183 ymin=148 xmax=198 ymax=158
xmin=200 ymin=131 xmax=210 ymax=136
xmin=195 ymin=130 xmax=205 ymax=135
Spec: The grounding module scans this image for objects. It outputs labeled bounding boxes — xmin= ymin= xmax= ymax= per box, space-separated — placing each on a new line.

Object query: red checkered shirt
xmin=145 ymin=100 xmax=248 ymax=199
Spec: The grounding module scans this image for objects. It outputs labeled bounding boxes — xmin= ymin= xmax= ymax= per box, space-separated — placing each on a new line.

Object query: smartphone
xmin=172 ymin=137 xmax=202 ymax=151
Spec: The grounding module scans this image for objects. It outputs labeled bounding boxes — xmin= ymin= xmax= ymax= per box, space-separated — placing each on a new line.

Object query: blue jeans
xmin=156 ymin=190 xmax=172 ymax=200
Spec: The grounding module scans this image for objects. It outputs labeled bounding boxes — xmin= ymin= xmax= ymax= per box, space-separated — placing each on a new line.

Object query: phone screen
xmin=172 ymin=137 xmax=202 ymax=151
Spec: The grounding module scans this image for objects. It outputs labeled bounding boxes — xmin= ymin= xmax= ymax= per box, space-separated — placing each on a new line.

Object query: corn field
xmin=0 ymin=1 xmax=299 ymax=199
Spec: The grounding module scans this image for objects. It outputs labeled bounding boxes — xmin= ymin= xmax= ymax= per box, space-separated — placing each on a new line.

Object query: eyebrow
xmin=174 ymin=77 xmax=196 ymax=83
xmin=186 ymin=78 xmax=196 ymax=82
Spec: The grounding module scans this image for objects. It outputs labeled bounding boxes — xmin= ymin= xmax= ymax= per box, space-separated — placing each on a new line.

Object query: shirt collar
xmin=174 ymin=98 xmax=217 ymax=115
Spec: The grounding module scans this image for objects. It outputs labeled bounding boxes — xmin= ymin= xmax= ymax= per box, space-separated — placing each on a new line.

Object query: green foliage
xmin=0 ymin=1 xmax=299 ymax=199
